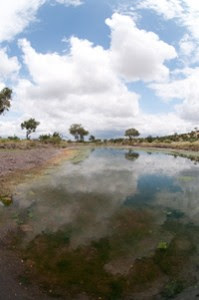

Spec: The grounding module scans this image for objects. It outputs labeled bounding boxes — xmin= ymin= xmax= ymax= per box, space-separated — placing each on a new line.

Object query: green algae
xmin=178 ymin=176 xmax=194 ymax=182
xmin=157 ymin=241 xmax=169 ymax=250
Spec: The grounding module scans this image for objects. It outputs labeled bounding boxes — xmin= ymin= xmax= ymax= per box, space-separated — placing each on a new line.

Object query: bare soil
xmin=0 ymin=148 xmax=61 ymax=177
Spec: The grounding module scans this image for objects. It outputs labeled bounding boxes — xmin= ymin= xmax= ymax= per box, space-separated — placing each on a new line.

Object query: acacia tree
xmin=21 ymin=118 xmax=40 ymax=139
xmin=125 ymin=128 xmax=140 ymax=140
xmin=0 ymin=87 xmax=12 ymax=115
xmin=69 ymin=124 xmax=89 ymax=141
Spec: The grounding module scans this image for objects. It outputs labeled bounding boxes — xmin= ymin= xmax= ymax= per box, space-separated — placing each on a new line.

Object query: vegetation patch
xmin=0 ymin=194 xmax=13 ymax=206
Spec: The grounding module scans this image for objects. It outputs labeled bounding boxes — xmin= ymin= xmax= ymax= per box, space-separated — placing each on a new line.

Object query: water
xmin=1 ymin=148 xmax=199 ymax=299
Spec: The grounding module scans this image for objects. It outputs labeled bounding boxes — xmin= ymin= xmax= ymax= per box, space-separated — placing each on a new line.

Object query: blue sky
xmin=0 ymin=0 xmax=199 ymax=138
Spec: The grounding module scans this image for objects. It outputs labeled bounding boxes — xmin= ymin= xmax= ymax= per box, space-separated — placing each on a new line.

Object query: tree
xmin=89 ymin=135 xmax=96 ymax=142
xmin=125 ymin=128 xmax=140 ymax=140
xmin=69 ymin=124 xmax=89 ymax=141
xmin=0 ymin=87 xmax=12 ymax=115
xmin=21 ymin=118 xmax=40 ymax=139
xmin=79 ymin=127 xmax=89 ymax=141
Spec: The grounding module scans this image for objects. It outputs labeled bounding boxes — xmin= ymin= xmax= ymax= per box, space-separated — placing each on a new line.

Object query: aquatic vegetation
xmin=166 ymin=209 xmax=185 ymax=220
xmin=161 ymin=280 xmax=184 ymax=298
xmin=71 ymin=148 xmax=91 ymax=164
xmin=0 ymin=194 xmax=13 ymax=206
xmin=178 ymin=176 xmax=194 ymax=182
xmin=157 ymin=241 xmax=169 ymax=250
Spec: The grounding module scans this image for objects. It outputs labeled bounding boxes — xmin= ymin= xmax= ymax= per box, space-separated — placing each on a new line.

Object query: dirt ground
xmin=0 ymin=148 xmax=61 ymax=177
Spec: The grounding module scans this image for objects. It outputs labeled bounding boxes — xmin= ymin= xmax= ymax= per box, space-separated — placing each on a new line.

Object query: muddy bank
xmin=0 ymin=148 xmax=62 ymax=177
xmin=0 ymin=147 xmax=80 ymax=196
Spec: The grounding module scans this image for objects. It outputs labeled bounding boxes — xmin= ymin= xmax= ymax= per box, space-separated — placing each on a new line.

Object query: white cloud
xmin=150 ymin=67 xmax=199 ymax=123
xmin=106 ymin=13 xmax=177 ymax=82
xmin=15 ymin=35 xmax=140 ymax=136
xmin=55 ymin=0 xmax=83 ymax=6
xmin=179 ymin=34 xmax=195 ymax=57
xmin=12 ymin=13 xmax=178 ymax=137
xmin=138 ymin=0 xmax=183 ymax=20
xmin=133 ymin=112 xmax=193 ymax=136
xmin=0 ymin=48 xmax=20 ymax=81
xmin=137 ymin=0 xmax=199 ymax=68
xmin=0 ymin=0 xmax=83 ymax=43
xmin=0 ymin=6 xmax=189 ymax=138
xmin=139 ymin=0 xmax=199 ymax=49
xmin=0 ymin=0 xmax=45 ymax=42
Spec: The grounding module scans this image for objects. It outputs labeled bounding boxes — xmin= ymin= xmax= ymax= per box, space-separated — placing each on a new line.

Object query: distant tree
xmin=69 ymin=124 xmax=89 ymax=141
xmin=21 ymin=118 xmax=40 ymax=139
xmin=125 ymin=128 xmax=140 ymax=140
xmin=89 ymin=135 xmax=95 ymax=142
xmin=69 ymin=124 xmax=80 ymax=141
xmin=79 ymin=127 xmax=89 ymax=141
xmin=0 ymin=87 xmax=12 ymax=115
xmin=146 ymin=135 xmax=153 ymax=143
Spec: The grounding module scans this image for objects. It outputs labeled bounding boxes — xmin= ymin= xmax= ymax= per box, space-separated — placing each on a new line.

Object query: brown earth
xmin=0 ymin=148 xmax=62 ymax=177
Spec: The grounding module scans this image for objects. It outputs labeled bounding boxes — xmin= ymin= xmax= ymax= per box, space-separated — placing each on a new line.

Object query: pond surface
xmin=1 ymin=148 xmax=199 ymax=299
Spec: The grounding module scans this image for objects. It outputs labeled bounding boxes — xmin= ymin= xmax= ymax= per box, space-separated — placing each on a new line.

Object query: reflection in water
xmin=125 ymin=150 xmax=139 ymax=161
xmin=1 ymin=148 xmax=199 ymax=299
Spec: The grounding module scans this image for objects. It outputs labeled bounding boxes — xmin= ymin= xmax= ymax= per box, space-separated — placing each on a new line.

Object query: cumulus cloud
xmin=139 ymin=0 xmax=199 ymax=36
xmin=0 ymin=0 xmax=83 ymax=43
xmin=138 ymin=0 xmax=199 ymax=62
xmin=10 ymin=13 xmax=179 ymax=137
xmin=0 ymin=0 xmax=45 ymax=42
xmin=150 ymin=67 xmax=199 ymax=123
xmin=133 ymin=112 xmax=193 ymax=136
xmin=16 ymin=35 xmax=140 ymax=136
xmin=179 ymin=34 xmax=195 ymax=57
xmin=0 ymin=2 xmax=190 ymax=138
xmin=124 ymin=0 xmax=199 ymax=125
xmin=0 ymin=48 xmax=20 ymax=81
xmin=106 ymin=13 xmax=177 ymax=82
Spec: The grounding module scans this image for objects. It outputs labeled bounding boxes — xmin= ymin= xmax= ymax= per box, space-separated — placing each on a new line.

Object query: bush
xmin=7 ymin=135 xmax=20 ymax=141
xmin=39 ymin=132 xmax=62 ymax=145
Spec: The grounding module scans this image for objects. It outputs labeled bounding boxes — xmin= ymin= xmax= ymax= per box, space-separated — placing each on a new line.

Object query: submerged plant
xmin=161 ymin=280 xmax=184 ymax=298
xmin=0 ymin=195 xmax=13 ymax=206
xmin=157 ymin=241 xmax=169 ymax=250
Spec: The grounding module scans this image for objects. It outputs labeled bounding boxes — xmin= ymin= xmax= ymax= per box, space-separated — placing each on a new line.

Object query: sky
xmin=0 ymin=0 xmax=199 ymax=139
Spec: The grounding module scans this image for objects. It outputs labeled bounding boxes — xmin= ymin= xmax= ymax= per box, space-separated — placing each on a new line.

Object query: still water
xmin=1 ymin=148 xmax=199 ymax=299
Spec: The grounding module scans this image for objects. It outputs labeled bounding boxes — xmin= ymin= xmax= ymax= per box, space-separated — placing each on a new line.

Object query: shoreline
xmin=0 ymin=146 xmax=79 ymax=197
xmin=1 ymin=144 xmax=198 ymax=194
